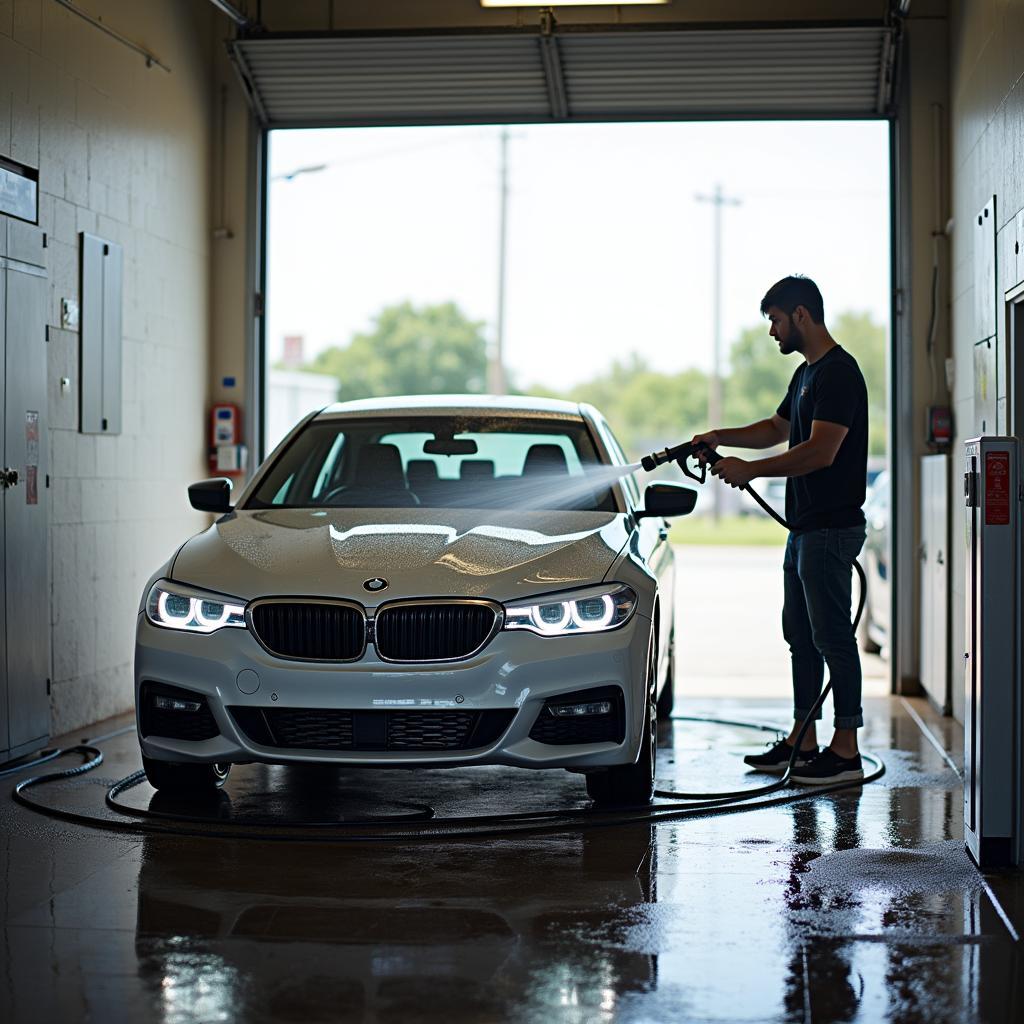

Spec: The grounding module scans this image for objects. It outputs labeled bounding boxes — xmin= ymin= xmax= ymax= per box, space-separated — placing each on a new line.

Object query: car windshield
xmin=245 ymin=415 xmax=621 ymax=512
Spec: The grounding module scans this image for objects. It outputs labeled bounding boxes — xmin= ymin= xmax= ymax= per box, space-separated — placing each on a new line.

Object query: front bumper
xmin=134 ymin=611 xmax=652 ymax=770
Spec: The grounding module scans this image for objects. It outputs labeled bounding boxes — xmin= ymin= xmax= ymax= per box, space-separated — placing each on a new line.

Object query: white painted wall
xmin=0 ymin=0 xmax=216 ymax=733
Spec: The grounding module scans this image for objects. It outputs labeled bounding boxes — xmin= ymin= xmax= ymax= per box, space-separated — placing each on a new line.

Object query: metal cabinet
xmin=0 ymin=219 xmax=49 ymax=763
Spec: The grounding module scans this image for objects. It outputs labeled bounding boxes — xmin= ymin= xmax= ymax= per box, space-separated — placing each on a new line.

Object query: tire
xmin=587 ymin=641 xmax=656 ymax=806
xmin=656 ymin=629 xmax=675 ymax=719
xmin=142 ymin=755 xmax=231 ymax=794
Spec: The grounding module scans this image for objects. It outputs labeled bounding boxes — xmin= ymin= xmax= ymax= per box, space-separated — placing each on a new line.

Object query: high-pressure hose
xmin=644 ymin=438 xmax=873 ymax=802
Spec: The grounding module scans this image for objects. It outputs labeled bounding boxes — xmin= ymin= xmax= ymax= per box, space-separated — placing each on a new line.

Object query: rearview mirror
xmin=189 ymin=478 xmax=234 ymax=514
xmin=424 ymin=438 xmax=478 ymax=456
xmin=636 ymin=482 xmax=698 ymax=519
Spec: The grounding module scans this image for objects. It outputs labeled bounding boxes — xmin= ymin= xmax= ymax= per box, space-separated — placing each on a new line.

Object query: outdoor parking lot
xmin=674 ymin=544 xmax=888 ymax=701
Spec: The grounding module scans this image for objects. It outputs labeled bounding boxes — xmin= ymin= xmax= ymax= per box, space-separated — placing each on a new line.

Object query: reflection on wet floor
xmin=1 ymin=695 xmax=1021 ymax=1023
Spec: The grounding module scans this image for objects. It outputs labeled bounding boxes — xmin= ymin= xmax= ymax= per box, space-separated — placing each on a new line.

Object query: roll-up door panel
xmin=234 ymin=36 xmax=551 ymax=124
xmin=231 ymin=25 xmax=892 ymax=127
xmin=560 ymin=29 xmax=887 ymax=116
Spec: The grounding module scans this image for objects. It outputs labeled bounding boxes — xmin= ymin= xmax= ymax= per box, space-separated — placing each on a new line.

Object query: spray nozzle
xmin=641 ymin=440 xmax=721 ymax=483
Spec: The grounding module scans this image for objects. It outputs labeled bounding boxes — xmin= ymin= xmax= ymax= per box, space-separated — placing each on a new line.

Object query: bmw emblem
xmin=363 ymin=577 xmax=388 ymax=593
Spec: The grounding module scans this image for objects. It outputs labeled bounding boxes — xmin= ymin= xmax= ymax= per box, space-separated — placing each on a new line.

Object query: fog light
xmin=549 ymin=700 xmax=612 ymax=718
xmin=153 ymin=695 xmax=202 ymax=713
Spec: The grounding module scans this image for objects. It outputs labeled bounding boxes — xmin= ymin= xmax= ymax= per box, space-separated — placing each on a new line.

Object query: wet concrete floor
xmin=1 ymin=695 xmax=1021 ymax=1023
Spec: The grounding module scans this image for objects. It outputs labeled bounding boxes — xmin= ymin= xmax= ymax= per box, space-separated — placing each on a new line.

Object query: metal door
xmin=3 ymin=224 xmax=49 ymax=760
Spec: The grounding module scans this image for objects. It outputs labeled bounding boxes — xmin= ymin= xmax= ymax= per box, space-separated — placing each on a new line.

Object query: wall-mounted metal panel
xmin=101 ymin=242 xmax=123 ymax=434
xmin=973 ymin=198 xmax=998 ymax=435
xmin=79 ymin=232 xmax=123 ymax=435
xmin=231 ymin=24 xmax=892 ymax=127
xmin=974 ymin=339 xmax=997 ymax=435
xmin=974 ymin=197 xmax=997 ymax=343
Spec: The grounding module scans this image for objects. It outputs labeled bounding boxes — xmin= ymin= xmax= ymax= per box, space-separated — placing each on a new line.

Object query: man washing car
xmin=692 ymin=275 xmax=869 ymax=784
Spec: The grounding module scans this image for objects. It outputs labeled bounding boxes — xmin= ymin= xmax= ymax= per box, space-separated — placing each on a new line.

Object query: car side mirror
xmin=636 ymin=482 xmax=698 ymax=519
xmin=189 ymin=478 xmax=234 ymax=514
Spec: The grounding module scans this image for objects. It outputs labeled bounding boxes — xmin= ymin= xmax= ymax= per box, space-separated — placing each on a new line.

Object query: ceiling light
xmin=482 ymin=2 xmax=669 ymax=7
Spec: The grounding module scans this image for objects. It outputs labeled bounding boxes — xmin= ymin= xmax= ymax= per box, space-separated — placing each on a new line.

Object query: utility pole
xmin=696 ymin=183 xmax=741 ymax=521
xmin=488 ymin=126 xmax=510 ymax=395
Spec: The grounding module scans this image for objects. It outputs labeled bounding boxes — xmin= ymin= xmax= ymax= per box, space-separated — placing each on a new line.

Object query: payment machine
xmin=963 ymin=436 xmax=1021 ymax=867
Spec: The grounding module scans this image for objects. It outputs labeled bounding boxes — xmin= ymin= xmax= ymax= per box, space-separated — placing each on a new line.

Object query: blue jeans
xmin=782 ymin=526 xmax=867 ymax=729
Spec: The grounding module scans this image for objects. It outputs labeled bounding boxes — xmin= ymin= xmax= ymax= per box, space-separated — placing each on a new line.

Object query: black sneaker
xmin=743 ymin=739 xmax=817 ymax=774
xmin=788 ymin=747 xmax=864 ymax=785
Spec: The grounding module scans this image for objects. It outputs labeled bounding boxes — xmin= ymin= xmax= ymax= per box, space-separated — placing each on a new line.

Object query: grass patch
xmin=670 ymin=514 xmax=786 ymax=546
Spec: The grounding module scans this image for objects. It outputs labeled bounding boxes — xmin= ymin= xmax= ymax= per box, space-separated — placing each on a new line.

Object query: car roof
xmin=316 ymin=394 xmax=587 ymax=420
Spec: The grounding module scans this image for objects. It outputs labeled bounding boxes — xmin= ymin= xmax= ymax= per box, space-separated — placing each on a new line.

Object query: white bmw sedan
xmin=135 ymin=396 xmax=697 ymax=805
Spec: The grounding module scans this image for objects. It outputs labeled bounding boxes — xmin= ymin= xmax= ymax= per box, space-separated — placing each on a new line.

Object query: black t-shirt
xmin=775 ymin=345 xmax=868 ymax=531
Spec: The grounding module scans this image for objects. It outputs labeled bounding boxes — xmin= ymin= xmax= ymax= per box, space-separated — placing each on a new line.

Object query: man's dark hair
xmin=760 ymin=275 xmax=825 ymax=324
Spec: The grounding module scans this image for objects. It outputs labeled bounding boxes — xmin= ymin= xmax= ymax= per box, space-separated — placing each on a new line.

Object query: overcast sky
xmin=266 ymin=120 xmax=890 ymax=390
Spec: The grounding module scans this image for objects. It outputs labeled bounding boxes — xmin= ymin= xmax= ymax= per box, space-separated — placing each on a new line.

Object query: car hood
xmin=170 ymin=507 xmax=633 ymax=603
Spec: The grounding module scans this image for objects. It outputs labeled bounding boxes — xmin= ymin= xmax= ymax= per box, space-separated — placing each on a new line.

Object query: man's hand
xmin=690 ymin=430 xmax=720 ymax=465
xmin=710 ymin=456 xmax=757 ymax=489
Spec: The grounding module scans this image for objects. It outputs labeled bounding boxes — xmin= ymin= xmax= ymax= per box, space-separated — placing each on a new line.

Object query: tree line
xmin=301 ymin=300 xmax=887 ymax=460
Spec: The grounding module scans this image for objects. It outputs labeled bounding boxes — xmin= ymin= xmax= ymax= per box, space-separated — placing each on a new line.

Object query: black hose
xmin=0 ymin=747 xmax=64 ymax=778
xmin=9 ymin=731 xmax=882 ymax=843
xmin=654 ymin=476 xmax=869 ymax=802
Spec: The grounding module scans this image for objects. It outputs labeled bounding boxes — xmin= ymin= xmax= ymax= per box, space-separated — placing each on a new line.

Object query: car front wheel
xmin=142 ymin=755 xmax=231 ymax=794
xmin=586 ymin=643 xmax=656 ymax=807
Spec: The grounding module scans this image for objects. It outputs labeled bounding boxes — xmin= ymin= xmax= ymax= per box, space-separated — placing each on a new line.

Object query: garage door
xmin=229 ymin=24 xmax=895 ymax=127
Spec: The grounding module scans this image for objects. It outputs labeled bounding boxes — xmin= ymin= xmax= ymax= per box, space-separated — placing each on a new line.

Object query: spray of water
xmin=450 ymin=462 xmax=643 ymax=511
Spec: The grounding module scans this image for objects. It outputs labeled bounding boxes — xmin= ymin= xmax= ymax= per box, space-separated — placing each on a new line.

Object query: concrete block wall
xmin=949 ymin=0 xmax=1024 ymax=722
xmin=0 ymin=0 xmax=216 ymax=733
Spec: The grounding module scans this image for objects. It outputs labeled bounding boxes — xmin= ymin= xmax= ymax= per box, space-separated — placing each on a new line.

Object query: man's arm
xmin=711 ymin=420 xmax=849 ymax=488
xmin=693 ymin=414 xmax=788 ymax=453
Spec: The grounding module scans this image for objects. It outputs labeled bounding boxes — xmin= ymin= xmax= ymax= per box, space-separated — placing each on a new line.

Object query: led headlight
xmin=145 ymin=580 xmax=246 ymax=634
xmin=503 ymin=584 xmax=637 ymax=637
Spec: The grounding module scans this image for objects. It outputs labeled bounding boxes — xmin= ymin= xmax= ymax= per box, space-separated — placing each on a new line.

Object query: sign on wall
xmin=0 ymin=156 xmax=39 ymax=224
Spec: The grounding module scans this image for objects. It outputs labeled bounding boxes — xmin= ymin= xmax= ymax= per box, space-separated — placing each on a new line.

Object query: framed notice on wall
xmin=0 ymin=155 xmax=39 ymax=224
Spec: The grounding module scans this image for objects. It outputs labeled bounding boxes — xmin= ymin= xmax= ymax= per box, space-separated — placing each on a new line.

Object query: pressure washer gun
xmin=642 ymin=438 xmax=794 ymax=531
xmin=640 ymin=440 xmax=722 ymax=484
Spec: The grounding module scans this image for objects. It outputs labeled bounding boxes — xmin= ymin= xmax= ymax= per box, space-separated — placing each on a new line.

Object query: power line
xmin=270 ymin=129 xmax=499 ymax=183
xmin=489 ymin=127 xmax=510 ymax=396
xmin=696 ymin=184 xmax=741 ymax=522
